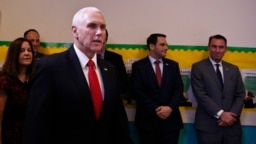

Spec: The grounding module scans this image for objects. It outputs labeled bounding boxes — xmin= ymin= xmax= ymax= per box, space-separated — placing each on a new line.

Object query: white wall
xmin=0 ymin=0 xmax=256 ymax=47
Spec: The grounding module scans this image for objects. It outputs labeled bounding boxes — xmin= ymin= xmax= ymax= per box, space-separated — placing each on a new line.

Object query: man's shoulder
xmin=193 ymin=58 xmax=209 ymax=66
xmin=105 ymin=49 xmax=121 ymax=56
xmin=105 ymin=50 xmax=122 ymax=57
xmin=37 ymin=52 xmax=46 ymax=56
xmin=37 ymin=49 xmax=69 ymax=66
xmin=132 ymin=57 xmax=148 ymax=65
xmin=222 ymin=61 xmax=238 ymax=67
xmin=163 ymin=58 xmax=179 ymax=65
xmin=222 ymin=61 xmax=240 ymax=72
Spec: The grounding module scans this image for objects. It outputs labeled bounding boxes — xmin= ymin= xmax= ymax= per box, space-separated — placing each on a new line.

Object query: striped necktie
xmin=155 ymin=60 xmax=162 ymax=86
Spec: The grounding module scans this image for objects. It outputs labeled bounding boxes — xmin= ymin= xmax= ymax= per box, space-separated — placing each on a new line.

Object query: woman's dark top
xmin=0 ymin=73 xmax=30 ymax=144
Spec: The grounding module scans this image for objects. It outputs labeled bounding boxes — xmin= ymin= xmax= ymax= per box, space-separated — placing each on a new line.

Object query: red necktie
xmin=87 ymin=60 xmax=102 ymax=120
xmin=155 ymin=60 xmax=162 ymax=86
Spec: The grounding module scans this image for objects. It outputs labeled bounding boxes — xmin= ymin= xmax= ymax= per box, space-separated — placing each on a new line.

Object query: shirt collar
xmin=148 ymin=55 xmax=162 ymax=64
xmin=73 ymin=44 xmax=98 ymax=68
xmin=209 ymin=57 xmax=222 ymax=66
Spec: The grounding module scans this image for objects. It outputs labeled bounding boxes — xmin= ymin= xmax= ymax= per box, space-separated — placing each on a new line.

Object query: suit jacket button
xmin=222 ymin=96 xmax=225 ymax=99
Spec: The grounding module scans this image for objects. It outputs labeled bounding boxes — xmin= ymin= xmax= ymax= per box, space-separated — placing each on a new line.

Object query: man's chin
xmin=213 ymin=58 xmax=222 ymax=63
xmin=92 ymin=44 xmax=102 ymax=49
xmin=92 ymin=47 xmax=102 ymax=52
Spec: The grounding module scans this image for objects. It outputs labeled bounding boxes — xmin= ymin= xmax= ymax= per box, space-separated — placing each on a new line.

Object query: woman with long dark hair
xmin=0 ymin=37 xmax=35 ymax=144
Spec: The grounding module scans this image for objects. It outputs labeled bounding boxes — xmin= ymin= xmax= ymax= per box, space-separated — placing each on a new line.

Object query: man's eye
xmin=100 ymin=25 xmax=106 ymax=30
xmin=88 ymin=24 xmax=97 ymax=29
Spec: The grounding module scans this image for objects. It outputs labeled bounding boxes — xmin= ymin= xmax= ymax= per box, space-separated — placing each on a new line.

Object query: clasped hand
xmin=155 ymin=106 xmax=172 ymax=120
xmin=217 ymin=112 xmax=237 ymax=127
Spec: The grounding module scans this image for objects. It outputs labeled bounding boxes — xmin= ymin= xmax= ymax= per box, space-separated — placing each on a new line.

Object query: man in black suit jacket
xmin=24 ymin=7 xmax=133 ymax=144
xmin=131 ymin=33 xmax=184 ymax=144
xmin=191 ymin=34 xmax=245 ymax=144
xmin=97 ymin=29 xmax=128 ymax=95
xmin=24 ymin=29 xmax=46 ymax=60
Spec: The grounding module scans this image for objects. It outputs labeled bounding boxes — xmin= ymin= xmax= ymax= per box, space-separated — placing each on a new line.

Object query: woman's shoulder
xmin=0 ymin=73 xmax=12 ymax=90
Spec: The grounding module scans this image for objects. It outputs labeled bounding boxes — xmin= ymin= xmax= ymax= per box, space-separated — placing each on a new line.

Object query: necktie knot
xmin=215 ymin=63 xmax=220 ymax=68
xmin=87 ymin=60 xmax=95 ymax=68
xmin=155 ymin=60 xmax=160 ymax=65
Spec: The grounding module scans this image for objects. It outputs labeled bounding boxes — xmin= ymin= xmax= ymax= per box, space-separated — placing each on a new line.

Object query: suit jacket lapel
xmin=162 ymin=59 xmax=171 ymax=86
xmin=96 ymin=58 xmax=114 ymax=116
xmin=145 ymin=57 xmax=160 ymax=87
xmin=205 ymin=59 xmax=223 ymax=90
xmin=66 ymin=46 xmax=95 ymax=116
xmin=222 ymin=62 xmax=231 ymax=90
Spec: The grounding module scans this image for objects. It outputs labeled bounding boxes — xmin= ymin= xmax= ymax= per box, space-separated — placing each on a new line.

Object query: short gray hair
xmin=72 ymin=7 xmax=101 ymax=26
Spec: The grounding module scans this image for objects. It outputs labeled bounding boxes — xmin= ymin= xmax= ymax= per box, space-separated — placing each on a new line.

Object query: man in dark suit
xmin=24 ymin=29 xmax=46 ymax=60
xmin=191 ymin=34 xmax=245 ymax=144
xmin=24 ymin=7 xmax=133 ymax=144
xmin=97 ymin=29 xmax=128 ymax=95
xmin=131 ymin=33 xmax=184 ymax=144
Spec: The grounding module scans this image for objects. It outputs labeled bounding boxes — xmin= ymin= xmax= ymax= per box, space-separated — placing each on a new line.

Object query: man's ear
xmin=72 ymin=26 xmax=78 ymax=38
xmin=149 ymin=43 xmax=154 ymax=50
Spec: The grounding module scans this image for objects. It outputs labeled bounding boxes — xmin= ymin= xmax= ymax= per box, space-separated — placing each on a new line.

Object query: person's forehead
xmin=27 ymin=31 xmax=39 ymax=38
xmin=209 ymin=39 xmax=226 ymax=47
xmin=84 ymin=12 xmax=106 ymax=24
xmin=211 ymin=38 xmax=225 ymax=43
xmin=157 ymin=37 xmax=167 ymax=43
xmin=21 ymin=41 xmax=31 ymax=47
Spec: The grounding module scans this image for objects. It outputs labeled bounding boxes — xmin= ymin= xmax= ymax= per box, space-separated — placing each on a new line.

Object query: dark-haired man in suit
xmin=191 ymin=34 xmax=245 ymax=144
xmin=24 ymin=29 xmax=46 ymax=60
xmin=131 ymin=33 xmax=184 ymax=144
